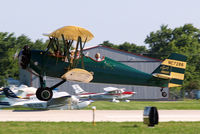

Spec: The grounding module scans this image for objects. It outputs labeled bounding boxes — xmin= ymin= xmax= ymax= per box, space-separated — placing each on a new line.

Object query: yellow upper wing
xmin=46 ymin=26 xmax=94 ymax=42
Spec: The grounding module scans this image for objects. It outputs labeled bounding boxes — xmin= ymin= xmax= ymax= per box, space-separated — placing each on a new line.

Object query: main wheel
xmin=162 ymin=92 xmax=167 ymax=97
xmin=36 ymin=87 xmax=53 ymax=101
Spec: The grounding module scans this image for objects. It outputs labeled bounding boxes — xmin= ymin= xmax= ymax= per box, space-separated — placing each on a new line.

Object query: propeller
xmin=19 ymin=45 xmax=31 ymax=69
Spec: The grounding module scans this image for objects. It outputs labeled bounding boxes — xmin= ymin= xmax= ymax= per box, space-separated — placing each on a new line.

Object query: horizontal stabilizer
xmin=153 ymin=73 xmax=172 ymax=79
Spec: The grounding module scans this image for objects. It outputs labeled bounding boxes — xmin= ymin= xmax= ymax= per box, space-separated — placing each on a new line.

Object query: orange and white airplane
xmin=72 ymin=84 xmax=135 ymax=102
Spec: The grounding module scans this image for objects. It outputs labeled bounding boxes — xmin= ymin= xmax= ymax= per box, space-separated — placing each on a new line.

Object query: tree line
xmin=0 ymin=33 xmax=47 ymax=86
xmin=0 ymin=24 xmax=200 ymax=93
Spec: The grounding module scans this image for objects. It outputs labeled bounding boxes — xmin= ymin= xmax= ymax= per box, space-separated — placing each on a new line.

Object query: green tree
xmin=0 ymin=32 xmax=47 ymax=87
xmin=144 ymin=25 xmax=173 ymax=59
xmin=0 ymin=32 xmax=17 ymax=86
xmin=99 ymin=41 xmax=118 ymax=49
xmin=118 ymin=42 xmax=147 ymax=54
xmin=99 ymin=41 xmax=147 ymax=54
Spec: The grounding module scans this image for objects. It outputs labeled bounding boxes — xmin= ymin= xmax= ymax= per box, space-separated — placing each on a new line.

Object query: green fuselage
xmin=29 ymin=50 xmax=168 ymax=87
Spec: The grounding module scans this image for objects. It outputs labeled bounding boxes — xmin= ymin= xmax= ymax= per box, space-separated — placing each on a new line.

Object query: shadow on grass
xmin=121 ymin=124 xmax=140 ymax=128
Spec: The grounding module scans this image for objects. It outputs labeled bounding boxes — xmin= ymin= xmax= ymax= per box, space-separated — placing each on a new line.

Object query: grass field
xmin=84 ymin=100 xmax=200 ymax=110
xmin=1 ymin=100 xmax=200 ymax=134
xmin=2 ymin=99 xmax=200 ymax=110
xmin=0 ymin=122 xmax=200 ymax=134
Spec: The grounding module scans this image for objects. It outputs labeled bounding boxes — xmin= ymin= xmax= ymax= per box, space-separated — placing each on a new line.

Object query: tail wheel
xmin=162 ymin=92 xmax=167 ymax=97
xmin=36 ymin=87 xmax=53 ymax=101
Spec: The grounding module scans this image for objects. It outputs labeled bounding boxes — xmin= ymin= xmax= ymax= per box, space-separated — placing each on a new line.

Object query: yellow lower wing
xmin=61 ymin=68 xmax=93 ymax=83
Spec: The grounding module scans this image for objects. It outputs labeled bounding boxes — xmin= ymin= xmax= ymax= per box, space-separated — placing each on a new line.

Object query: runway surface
xmin=0 ymin=110 xmax=200 ymax=122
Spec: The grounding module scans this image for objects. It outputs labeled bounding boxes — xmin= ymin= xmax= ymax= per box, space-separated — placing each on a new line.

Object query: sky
xmin=1 ymin=0 xmax=200 ymax=48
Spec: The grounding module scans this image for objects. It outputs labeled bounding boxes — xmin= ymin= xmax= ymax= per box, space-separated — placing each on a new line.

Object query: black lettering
xmin=168 ymin=61 xmax=184 ymax=67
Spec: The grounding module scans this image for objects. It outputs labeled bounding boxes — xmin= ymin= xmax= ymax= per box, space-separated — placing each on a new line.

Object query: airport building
xmin=19 ymin=45 xmax=169 ymax=100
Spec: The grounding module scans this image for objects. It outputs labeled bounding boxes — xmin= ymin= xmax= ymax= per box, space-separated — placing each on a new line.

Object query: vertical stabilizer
xmin=3 ymin=88 xmax=19 ymax=98
xmin=72 ymin=84 xmax=86 ymax=94
xmin=152 ymin=53 xmax=187 ymax=87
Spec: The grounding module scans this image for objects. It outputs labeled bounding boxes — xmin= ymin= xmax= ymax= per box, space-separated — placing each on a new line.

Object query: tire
xmin=162 ymin=92 xmax=167 ymax=97
xmin=36 ymin=87 xmax=53 ymax=101
xmin=36 ymin=88 xmax=43 ymax=100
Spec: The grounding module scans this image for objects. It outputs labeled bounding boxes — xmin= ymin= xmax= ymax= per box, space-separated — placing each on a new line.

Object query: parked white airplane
xmin=0 ymin=87 xmax=91 ymax=110
xmin=72 ymin=84 xmax=135 ymax=102
xmin=5 ymin=84 xmax=36 ymax=98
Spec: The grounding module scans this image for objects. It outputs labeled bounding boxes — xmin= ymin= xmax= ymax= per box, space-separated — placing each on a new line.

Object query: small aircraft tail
xmin=152 ymin=53 xmax=187 ymax=87
xmin=72 ymin=84 xmax=87 ymax=94
xmin=3 ymin=88 xmax=20 ymax=98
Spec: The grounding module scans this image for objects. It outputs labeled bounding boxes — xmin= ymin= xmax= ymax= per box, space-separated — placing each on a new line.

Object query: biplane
xmin=19 ymin=26 xmax=187 ymax=101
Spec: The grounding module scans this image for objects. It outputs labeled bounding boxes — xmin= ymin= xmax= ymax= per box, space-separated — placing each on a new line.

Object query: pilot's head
xmin=95 ymin=53 xmax=100 ymax=59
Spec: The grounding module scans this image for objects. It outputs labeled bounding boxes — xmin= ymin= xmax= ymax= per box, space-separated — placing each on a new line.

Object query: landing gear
xmin=36 ymin=76 xmax=66 ymax=101
xmin=160 ymin=88 xmax=167 ymax=97
xmin=162 ymin=92 xmax=167 ymax=97
xmin=36 ymin=87 xmax=53 ymax=101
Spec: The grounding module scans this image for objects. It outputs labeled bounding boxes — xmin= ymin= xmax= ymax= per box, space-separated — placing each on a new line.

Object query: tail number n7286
xmin=162 ymin=59 xmax=186 ymax=69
